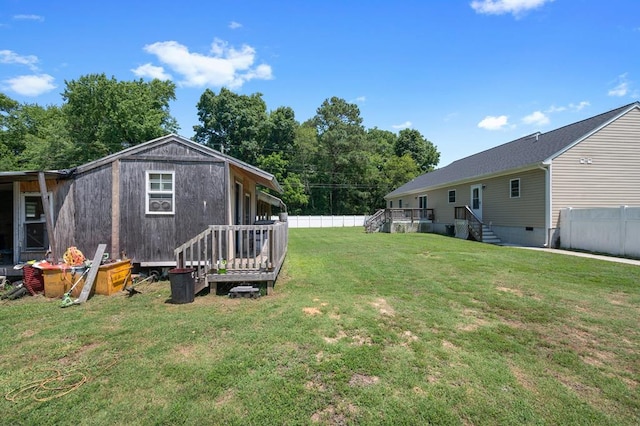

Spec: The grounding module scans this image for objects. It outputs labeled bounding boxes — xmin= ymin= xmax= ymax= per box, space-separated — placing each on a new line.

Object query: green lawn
xmin=1 ymin=228 xmax=638 ymax=425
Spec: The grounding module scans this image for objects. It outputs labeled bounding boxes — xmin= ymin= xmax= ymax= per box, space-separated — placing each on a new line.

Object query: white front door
xmin=470 ymin=184 xmax=482 ymax=220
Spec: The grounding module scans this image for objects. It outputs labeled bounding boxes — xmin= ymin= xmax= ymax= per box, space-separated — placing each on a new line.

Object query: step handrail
xmin=454 ymin=206 xmax=483 ymax=241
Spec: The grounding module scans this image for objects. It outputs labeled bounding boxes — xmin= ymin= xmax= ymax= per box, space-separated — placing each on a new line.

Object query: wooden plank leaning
xmin=75 ymin=244 xmax=107 ymax=304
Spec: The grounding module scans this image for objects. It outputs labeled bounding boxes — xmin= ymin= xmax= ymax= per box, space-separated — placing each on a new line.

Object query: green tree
xmin=62 ymin=74 xmax=178 ymax=164
xmin=264 ymin=106 xmax=297 ymax=157
xmin=256 ymin=152 xmax=309 ymax=213
xmin=395 ymin=128 xmax=440 ymax=172
xmin=0 ymin=93 xmax=21 ymax=171
xmin=16 ymin=104 xmax=74 ymax=170
xmin=193 ymin=88 xmax=268 ymax=164
xmin=311 ymin=97 xmax=369 ymax=214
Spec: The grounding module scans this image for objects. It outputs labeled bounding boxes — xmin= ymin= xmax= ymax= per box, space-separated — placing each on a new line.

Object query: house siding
xmin=551 ymin=108 xmax=640 ymax=227
xmin=481 ymin=168 xmax=546 ymax=228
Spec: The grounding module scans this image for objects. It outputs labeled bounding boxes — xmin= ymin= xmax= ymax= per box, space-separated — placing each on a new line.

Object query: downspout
xmin=538 ymin=163 xmax=551 ymax=247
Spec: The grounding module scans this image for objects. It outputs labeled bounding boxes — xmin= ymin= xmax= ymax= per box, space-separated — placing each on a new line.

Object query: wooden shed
xmin=0 ymin=134 xmax=287 ymax=280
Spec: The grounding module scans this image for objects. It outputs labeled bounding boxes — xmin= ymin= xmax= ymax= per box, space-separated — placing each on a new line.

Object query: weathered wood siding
xmin=72 ymin=165 xmax=114 ymax=256
xmin=481 ymin=168 xmax=546 ymax=228
xmin=51 ymin=179 xmax=76 ymax=256
xmin=551 ymin=108 xmax=640 ymax=227
xmin=118 ymin=159 xmax=226 ymax=263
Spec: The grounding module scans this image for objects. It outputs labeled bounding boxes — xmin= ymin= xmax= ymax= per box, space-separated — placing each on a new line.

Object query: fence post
xmin=620 ymin=205 xmax=628 ymax=257
xmin=566 ymin=207 xmax=572 ymax=248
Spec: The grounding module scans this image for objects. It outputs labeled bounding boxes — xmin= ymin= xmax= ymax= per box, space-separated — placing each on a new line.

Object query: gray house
xmin=380 ymin=102 xmax=640 ymax=247
xmin=0 ymin=134 xmax=288 ymax=288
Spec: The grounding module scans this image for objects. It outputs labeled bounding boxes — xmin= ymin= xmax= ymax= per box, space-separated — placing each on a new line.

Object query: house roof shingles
xmin=386 ymin=102 xmax=640 ymax=198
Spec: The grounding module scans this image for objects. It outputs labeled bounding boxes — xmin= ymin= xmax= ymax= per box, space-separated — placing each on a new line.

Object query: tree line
xmin=0 ymin=74 xmax=440 ymax=214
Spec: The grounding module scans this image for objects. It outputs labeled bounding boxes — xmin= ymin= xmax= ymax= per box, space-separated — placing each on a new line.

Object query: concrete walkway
xmin=514 ymin=247 xmax=640 ymax=266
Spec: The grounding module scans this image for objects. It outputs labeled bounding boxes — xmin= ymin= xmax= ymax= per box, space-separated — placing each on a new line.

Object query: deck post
xmin=267 ymin=280 xmax=274 ymax=295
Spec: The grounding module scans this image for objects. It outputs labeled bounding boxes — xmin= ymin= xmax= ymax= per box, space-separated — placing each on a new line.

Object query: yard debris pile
xmin=1 ymin=244 xmax=133 ymax=305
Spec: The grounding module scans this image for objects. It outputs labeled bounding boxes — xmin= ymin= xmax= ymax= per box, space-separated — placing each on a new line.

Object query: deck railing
xmin=364 ymin=208 xmax=435 ymax=233
xmin=364 ymin=209 xmax=386 ymax=233
xmin=454 ymin=206 xmax=483 ymax=241
xmin=174 ymin=222 xmax=288 ymax=293
xmin=385 ymin=208 xmax=434 ymax=223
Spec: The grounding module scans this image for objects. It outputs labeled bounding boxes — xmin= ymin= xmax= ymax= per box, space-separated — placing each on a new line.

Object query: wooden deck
xmin=174 ymin=222 xmax=288 ymax=295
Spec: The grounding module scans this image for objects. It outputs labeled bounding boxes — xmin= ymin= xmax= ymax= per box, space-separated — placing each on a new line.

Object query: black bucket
xmin=168 ymin=268 xmax=195 ymax=304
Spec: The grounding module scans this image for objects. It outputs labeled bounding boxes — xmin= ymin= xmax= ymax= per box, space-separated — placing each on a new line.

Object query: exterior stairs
xmin=481 ymin=225 xmax=501 ymax=245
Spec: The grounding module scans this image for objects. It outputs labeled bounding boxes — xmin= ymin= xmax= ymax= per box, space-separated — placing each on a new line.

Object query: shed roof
xmin=386 ymin=102 xmax=640 ymax=198
xmin=74 ymin=133 xmax=283 ymax=193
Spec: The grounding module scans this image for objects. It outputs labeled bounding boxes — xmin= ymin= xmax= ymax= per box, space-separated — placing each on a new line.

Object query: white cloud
xmin=13 ymin=14 xmax=44 ymax=22
xmin=522 ymin=110 xmax=549 ymax=126
xmin=0 ymin=49 xmax=39 ymax=71
xmin=131 ymin=63 xmax=172 ymax=80
xmin=142 ymin=39 xmax=273 ymax=89
xmin=477 ymin=115 xmax=509 ymax=130
xmin=608 ymin=73 xmax=630 ymax=97
xmin=545 ymin=105 xmax=566 ymax=113
xmin=392 ymin=121 xmax=412 ymax=130
xmin=570 ymin=101 xmax=590 ymax=111
xmin=3 ymin=74 xmax=56 ymax=96
xmin=353 ymin=96 xmax=366 ymax=103
xmin=470 ymin=0 xmax=554 ymax=17
xmin=545 ymin=101 xmax=590 ymax=114
xmin=229 ymin=21 xmax=242 ymax=29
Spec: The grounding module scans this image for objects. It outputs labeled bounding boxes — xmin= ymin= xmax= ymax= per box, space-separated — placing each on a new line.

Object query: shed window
xmin=510 ymin=178 xmax=520 ymax=198
xmin=448 ymin=190 xmax=456 ymax=203
xmin=22 ymin=193 xmax=51 ymax=250
xmin=146 ymin=171 xmax=175 ymax=214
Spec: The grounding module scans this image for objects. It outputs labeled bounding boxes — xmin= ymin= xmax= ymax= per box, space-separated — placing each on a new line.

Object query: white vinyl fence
xmin=276 ymin=215 xmax=367 ymax=228
xmin=558 ymin=206 xmax=640 ymax=258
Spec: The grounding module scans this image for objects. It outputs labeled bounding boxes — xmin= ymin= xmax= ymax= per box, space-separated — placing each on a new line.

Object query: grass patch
xmin=1 ymin=228 xmax=638 ymax=424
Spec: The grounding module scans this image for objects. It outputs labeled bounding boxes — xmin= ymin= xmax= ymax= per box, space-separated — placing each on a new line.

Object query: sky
xmin=1 ymin=0 xmax=639 ymax=167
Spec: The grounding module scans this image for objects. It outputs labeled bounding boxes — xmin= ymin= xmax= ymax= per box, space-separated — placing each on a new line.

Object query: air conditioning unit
xmin=149 ymin=198 xmax=173 ymax=212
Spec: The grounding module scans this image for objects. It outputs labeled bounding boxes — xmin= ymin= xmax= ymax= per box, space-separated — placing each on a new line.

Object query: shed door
xmin=470 ymin=184 xmax=482 ymax=220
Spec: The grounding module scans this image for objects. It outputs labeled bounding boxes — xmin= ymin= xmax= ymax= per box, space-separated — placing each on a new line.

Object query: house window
xmin=510 ymin=178 xmax=520 ymax=198
xmin=146 ymin=171 xmax=175 ymax=214
xmin=389 ymin=200 xmax=393 ymax=208
xmin=399 ymin=199 xmax=403 ymax=208
xmin=418 ymin=196 xmax=428 ymax=209
xmin=448 ymin=190 xmax=456 ymax=203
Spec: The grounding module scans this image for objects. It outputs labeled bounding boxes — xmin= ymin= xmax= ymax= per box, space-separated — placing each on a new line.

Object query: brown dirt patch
xmin=305 ymin=379 xmax=326 ymax=392
xmin=402 ymin=330 xmax=419 ymax=342
xmin=20 ymin=329 xmax=36 ymax=338
xmin=508 ymin=363 xmax=538 ymax=394
xmin=442 ymin=340 xmax=458 ymax=350
xmin=348 ymin=373 xmax=379 ymax=387
xmin=303 ymin=307 xmax=322 ymax=316
xmin=176 ymin=344 xmax=197 ymax=359
xmin=324 ymin=330 xmax=347 ymax=344
xmin=311 ymin=403 xmax=358 ymax=425
xmin=350 ymin=334 xmax=372 ymax=346
xmin=458 ymin=308 xmax=489 ymax=331
xmin=214 ymin=389 xmax=236 ymax=407
xmin=496 ymin=286 xmax=524 ymax=297
xmin=371 ymin=298 xmax=395 ymax=317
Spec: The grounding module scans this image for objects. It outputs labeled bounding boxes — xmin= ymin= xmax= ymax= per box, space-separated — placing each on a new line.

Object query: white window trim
xmin=146 ymin=171 xmax=175 ymax=215
xmin=510 ymin=178 xmax=521 ymax=198
xmin=448 ymin=189 xmax=456 ymax=204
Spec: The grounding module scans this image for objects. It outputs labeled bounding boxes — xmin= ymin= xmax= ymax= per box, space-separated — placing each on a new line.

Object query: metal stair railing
xmin=454 ymin=206 xmax=483 ymax=242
